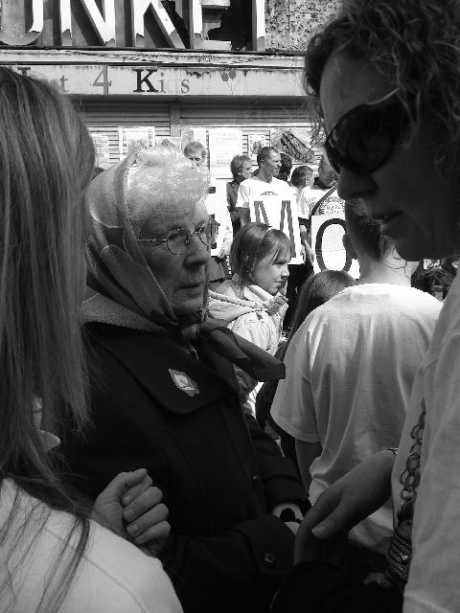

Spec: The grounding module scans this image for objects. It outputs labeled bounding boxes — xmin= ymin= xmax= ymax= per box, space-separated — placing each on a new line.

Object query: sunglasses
xmin=324 ymin=92 xmax=411 ymax=175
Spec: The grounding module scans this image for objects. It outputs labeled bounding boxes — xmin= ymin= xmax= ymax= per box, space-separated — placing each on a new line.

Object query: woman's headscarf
xmin=83 ymin=147 xmax=284 ymax=382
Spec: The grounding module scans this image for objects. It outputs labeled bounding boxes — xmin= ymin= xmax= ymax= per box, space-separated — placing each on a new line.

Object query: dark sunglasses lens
xmin=327 ymin=99 xmax=407 ymax=174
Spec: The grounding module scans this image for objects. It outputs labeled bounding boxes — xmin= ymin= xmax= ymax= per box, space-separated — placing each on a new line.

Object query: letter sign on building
xmin=0 ymin=0 xmax=266 ymax=50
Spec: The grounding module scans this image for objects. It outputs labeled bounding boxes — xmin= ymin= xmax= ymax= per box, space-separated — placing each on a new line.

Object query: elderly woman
xmin=272 ymin=1 xmax=460 ymax=612
xmin=62 ymin=148 xmax=305 ymax=613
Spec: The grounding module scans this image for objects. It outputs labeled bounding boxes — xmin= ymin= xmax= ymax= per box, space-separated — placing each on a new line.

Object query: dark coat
xmin=62 ymin=323 xmax=305 ymax=613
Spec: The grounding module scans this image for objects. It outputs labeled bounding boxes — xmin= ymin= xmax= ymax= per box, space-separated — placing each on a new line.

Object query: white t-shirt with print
xmin=392 ymin=271 xmax=460 ymax=613
xmin=236 ymin=176 xmax=293 ymax=214
xmin=0 ymin=480 xmax=182 ymax=613
xmin=271 ymin=284 xmax=441 ymax=553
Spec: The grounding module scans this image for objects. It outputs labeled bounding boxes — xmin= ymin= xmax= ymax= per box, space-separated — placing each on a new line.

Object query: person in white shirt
xmin=236 ymin=146 xmax=293 ymax=227
xmin=0 ymin=67 xmax=181 ymax=613
xmin=271 ymin=200 xmax=441 ymax=555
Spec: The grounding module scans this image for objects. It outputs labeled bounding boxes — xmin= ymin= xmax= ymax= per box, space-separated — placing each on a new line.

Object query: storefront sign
xmin=8 ymin=62 xmax=304 ymax=97
xmin=0 ymin=0 xmax=266 ymax=50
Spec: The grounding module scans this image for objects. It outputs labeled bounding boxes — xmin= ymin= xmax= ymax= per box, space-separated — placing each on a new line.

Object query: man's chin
xmin=396 ymin=238 xmax=454 ymax=261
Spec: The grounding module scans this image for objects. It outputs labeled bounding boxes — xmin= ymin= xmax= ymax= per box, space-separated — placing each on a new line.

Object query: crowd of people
xmin=3 ymin=1 xmax=460 ymax=612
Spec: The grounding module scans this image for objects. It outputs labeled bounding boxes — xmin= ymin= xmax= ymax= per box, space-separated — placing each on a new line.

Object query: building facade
xmin=0 ymin=0 xmax=339 ymax=178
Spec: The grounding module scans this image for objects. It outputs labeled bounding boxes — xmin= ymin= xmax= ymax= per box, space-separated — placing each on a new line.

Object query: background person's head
xmin=230 ymin=223 xmax=291 ymax=295
xmin=230 ymin=154 xmax=252 ymax=182
xmin=288 ymin=270 xmax=355 ymax=339
xmin=291 ymin=165 xmax=314 ymax=189
xmin=344 ymin=199 xmax=391 ymax=263
xmin=183 ymin=140 xmax=207 ymax=168
xmin=305 ymin=0 xmax=460 ymax=261
xmin=256 ymin=146 xmax=282 ymax=180
xmin=278 ymin=153 xmax=293 ymax=182
xmin=87 ymin=148 xmax=210 ymax=323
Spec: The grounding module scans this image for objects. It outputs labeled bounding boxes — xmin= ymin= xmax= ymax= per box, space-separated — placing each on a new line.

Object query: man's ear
xmin=343 ymin=232 xmax=357 ymax=260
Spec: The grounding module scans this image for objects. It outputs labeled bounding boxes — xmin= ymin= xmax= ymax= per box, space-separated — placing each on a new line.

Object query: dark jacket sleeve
xmin=246 ymin=414 xmax=306 ymax=510
xmin=157 ymin=515 xmax=295 ymax=613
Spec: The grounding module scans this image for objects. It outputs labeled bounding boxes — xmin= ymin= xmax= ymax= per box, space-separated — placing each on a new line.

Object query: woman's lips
xmin=380 ymin=211 xmax=403 ymax=234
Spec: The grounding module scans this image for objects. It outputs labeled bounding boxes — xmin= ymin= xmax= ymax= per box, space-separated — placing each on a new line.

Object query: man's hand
xmin=294 ymin=450 xmax=394 ymax=564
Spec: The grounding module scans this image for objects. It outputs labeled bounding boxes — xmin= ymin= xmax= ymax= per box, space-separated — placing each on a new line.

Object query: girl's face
xmin=251 ymin=251 xmax=290 ymax=295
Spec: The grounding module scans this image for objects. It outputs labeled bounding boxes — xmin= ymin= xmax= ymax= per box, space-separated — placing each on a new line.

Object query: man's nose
xmin=336 ymin=167 xmax=376 ymax=202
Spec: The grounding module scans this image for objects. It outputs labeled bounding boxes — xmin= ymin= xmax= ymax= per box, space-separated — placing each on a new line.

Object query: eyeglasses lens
xmin=166 ymin=225 xmax=212 ymax=255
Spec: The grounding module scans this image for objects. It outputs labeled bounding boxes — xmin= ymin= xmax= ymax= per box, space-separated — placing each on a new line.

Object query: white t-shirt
xmin=236 ymin=176 xmax=292 ymax=214
xmin=271 ymin=284 xmax=441 ymax=552
xmin=392 ymin=271 xmax=460 ymax=613
xmin=0 ymin=480 xmax=182 ymax=613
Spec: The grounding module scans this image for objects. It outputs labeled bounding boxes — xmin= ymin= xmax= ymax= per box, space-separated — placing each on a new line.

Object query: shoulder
xmin=66 ymin=521 xmax=180 ymax=613
xmin=1 ymin=484 xmax=181 ymax=613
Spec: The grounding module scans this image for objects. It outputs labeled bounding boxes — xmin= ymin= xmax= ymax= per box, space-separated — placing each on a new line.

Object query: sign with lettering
xmin=91 ymin=133 xmax=111 ymax=168
xmin=6 ymin=63 xmax=304 ymax=98
xmin=250 ymin=198 xmax=303 ymax=265
xmin=208 ymin=128 xmax=243 ymax=177
xmin=0 ymin=0 xmax=266 ymax=50
xmin=310 ymin=213 xmax=359 ymax=277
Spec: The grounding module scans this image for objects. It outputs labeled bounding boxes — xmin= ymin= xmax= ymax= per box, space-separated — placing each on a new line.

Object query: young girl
xmin=208 ymin=223 xmax=290 ymax=414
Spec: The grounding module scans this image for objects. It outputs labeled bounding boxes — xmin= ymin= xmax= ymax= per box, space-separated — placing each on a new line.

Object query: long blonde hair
xmin=0 ymin=68 xmax=94 ymax=611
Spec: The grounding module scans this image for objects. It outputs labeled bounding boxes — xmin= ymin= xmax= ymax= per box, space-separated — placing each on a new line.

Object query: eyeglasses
xmin=324 ymin=92 xmax=411 ymax=175
xmin=138 ymin=221 xmax=215 ymax=255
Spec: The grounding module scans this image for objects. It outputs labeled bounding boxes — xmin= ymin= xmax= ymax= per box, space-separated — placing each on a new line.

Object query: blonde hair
xmin=0 ymin=68 xmax=94 ymax=611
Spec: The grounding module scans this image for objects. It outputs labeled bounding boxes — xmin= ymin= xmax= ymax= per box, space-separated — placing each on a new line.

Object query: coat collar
xmin=88 ymin=324 xmax=240 ymax=415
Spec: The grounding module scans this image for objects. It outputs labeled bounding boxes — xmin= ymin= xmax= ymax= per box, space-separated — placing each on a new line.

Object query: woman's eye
xmin=169 ymin=229 xmax=185 ymax=240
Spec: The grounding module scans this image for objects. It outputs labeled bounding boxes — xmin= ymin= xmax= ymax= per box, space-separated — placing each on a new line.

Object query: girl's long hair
xmin=0 ymin=68 xmax=94 ymax=612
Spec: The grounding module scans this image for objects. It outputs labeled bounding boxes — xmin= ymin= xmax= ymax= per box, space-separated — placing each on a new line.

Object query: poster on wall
xmin=270 ymin=127 xmax=315 ymax=164
xmin=91 ymin=133 xmax=111 ymax=169
xmin=310 ymin=212 xmax=360 ymax=277
xmin=250 ymin=197 xmax=303 ymax=265
xmin=181 ymin=127 xmax=208 ymax=153
xmin=247 ymin=133 xmax=268 ymax=160
xmin=118 ymin=126 xmax=156 ymax=158
xmin=208 ymin=128 xmax=243 ymax=177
